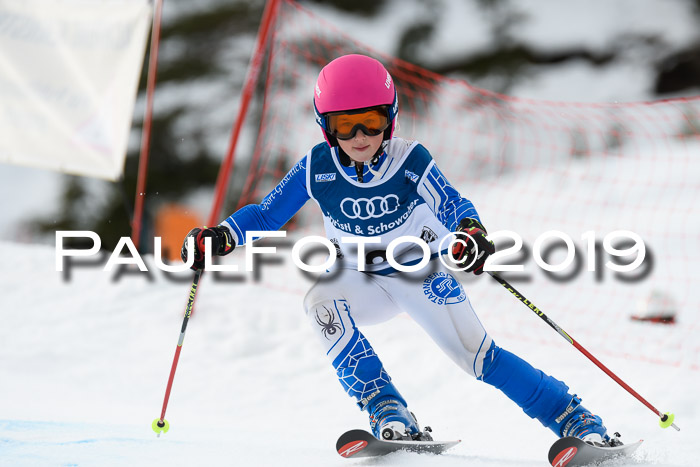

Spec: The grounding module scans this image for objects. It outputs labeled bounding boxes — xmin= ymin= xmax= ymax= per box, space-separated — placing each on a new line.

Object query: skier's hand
xmin=180 ymin=225 xmax=235 ymax=271
xmin=451 ymin=218 xmax=495 ymax=275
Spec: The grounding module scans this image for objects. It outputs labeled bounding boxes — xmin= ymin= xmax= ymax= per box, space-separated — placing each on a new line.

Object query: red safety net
xmin=217 ymin=0 xmax=700 ymax=370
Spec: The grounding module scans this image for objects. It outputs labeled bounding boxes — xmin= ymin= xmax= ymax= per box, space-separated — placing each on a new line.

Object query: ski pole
xmin=152 ymin=268 xmax=203 ymax=436
xmin=487 ymin=271 xmax=680 ymax=431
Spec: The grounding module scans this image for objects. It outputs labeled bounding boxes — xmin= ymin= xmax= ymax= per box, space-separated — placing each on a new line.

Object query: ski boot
xmin=561 ymin=404 xmax=622 ymax=447
xmin=366 ymin=390 xmax=432 ymax=441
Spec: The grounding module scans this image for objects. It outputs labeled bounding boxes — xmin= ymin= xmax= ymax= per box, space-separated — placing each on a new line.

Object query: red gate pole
xmin=132 ymin=0 xmax=164 ymax=250
xmin=207 ymin=0 xmax=282 ymax=226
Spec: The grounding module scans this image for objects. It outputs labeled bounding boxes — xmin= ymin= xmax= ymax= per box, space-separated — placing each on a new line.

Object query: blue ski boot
xmin=557 ymin=397 xmax=619 ymax=447
xmin=364 ymin=385 xmax=431 ymax=441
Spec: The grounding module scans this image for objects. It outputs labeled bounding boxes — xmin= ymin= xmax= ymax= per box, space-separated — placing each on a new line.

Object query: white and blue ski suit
xmin=222 ymin=137 xmax=588 ymax=436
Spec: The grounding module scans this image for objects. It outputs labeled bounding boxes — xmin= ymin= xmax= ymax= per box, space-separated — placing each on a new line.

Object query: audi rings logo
xmin=340 ymin=195 xmax=400 ymax=220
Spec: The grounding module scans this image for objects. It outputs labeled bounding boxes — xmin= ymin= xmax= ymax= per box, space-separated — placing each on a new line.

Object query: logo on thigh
xmin=422 ymin=272 xmax=466 ymax=305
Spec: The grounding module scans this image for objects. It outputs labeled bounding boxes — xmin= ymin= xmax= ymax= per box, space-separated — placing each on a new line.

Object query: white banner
xmin=0 ymin=0 xmax=152 ymax=180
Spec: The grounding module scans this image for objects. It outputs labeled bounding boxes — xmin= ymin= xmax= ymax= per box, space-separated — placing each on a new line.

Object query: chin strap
xmin=355 ymin=162 xmax=364 ymax=183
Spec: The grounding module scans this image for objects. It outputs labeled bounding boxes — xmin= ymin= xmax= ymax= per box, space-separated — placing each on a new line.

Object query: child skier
xmin=181 ymin=54 xmax=616 ymax=446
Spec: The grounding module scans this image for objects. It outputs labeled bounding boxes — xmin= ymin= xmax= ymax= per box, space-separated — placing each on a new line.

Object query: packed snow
xmin=0 ymin=230 xmax=697 ymax=466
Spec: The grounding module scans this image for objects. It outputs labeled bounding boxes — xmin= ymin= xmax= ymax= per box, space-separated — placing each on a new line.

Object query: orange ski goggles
xmin=326 ymin=106 xmax=391 ymax=140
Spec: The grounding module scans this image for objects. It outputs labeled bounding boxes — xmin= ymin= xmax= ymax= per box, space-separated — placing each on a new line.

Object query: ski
xmin=336 ymin=429 xmax=460 ymax=459
xmin=548 ymin=436 xmax=643 ymax=466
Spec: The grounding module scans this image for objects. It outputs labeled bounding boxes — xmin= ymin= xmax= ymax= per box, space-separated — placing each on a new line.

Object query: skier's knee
xmin=466 ymin=334 xmax=500 ymax=380
xmin=479 ymin=340 xmax=499 ymax=380
xmin=303 ymin=283 xmax=324 ymax=315
xmin=304 ymin=281 xmax=341 ymax=313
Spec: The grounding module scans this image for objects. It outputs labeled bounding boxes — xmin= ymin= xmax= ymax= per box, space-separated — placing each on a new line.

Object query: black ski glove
xmin=451 ymin=218 xmax=495 ymax=275
xmin=180 ymin=225 xmax=235 ymax=271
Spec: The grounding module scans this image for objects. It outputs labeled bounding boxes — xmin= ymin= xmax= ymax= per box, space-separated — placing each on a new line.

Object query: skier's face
xmin=337 ymin=129 xmax=384 ymax=163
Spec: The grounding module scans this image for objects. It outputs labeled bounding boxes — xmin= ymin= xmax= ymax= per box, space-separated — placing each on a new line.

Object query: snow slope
xmin=0 ymin=236 xmax=698 ymax=466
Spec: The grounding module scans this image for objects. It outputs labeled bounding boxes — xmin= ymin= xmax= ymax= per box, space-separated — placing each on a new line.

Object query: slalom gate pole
xmin=132 ymin=0 xmax=164 ymax=250
xmin=207 ymin=0 xmax=281 ymax=226
xmin=487 ymin=271 xmax=680 ymax=431
xmin=152 ymin=268 xmax=203 ymax=435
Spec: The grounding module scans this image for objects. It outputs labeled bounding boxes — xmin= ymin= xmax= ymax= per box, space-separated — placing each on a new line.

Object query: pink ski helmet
xmin=313 ymin=54 xmax=398 ymax=147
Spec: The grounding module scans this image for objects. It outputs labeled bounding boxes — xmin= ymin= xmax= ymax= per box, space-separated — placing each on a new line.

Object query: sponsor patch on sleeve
xmin=405 ymin=169 xmax=419 ymax=183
